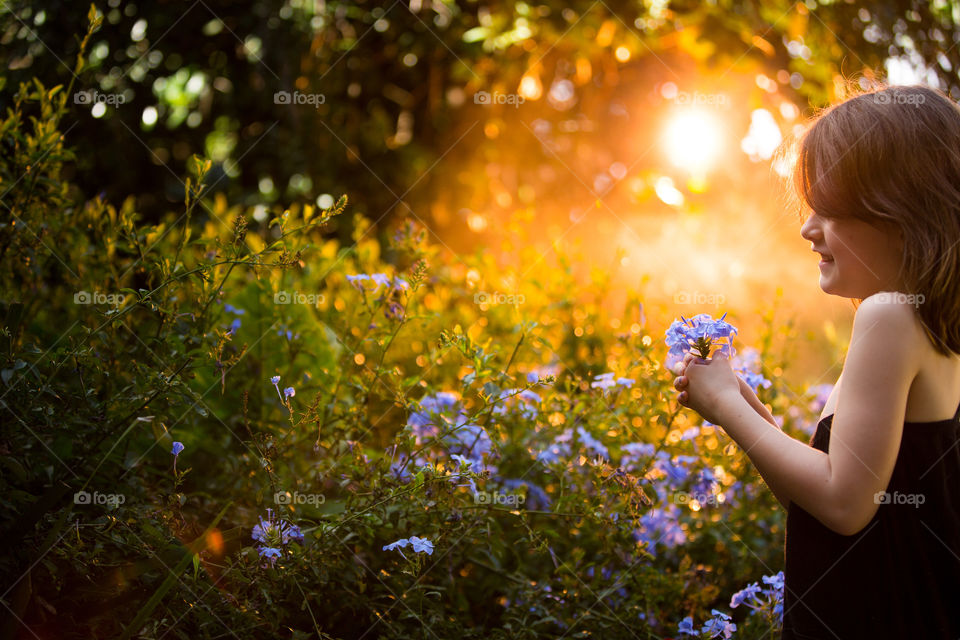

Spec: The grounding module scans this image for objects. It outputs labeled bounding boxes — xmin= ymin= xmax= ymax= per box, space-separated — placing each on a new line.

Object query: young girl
xmin=673 ymin=83 xmax=960 ymax=639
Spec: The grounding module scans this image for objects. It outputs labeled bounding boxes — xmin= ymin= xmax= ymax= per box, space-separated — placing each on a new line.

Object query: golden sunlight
xmin=662 ymin=107 xmax=724 ymax=175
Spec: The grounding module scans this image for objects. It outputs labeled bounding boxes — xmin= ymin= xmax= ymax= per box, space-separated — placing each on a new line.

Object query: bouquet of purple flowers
xmin=664 ymin=312 xmax=738 ymax=372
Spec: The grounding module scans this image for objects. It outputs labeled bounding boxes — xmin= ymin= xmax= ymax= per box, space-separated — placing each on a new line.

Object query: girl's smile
xmin=800 ymin=212 xmax=904 ymax=299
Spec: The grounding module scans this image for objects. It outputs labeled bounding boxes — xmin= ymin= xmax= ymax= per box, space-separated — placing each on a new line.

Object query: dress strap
xmin=954 ymin=396 xmax=960 ymax=423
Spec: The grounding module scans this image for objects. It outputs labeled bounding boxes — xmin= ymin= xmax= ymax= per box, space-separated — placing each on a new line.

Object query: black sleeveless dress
xmin=781 ymin=401 xmax=960 ymax=639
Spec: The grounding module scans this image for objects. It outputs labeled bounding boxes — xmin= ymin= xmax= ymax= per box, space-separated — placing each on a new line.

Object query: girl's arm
xmin=711 ymin=297 xmax=920 ymax=536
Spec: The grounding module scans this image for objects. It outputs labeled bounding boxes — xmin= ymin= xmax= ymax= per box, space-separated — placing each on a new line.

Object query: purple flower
xmin=171 ymin=441 xmax=185 ymax=457
xmin=701 ymin=609 xmax=736 ymax=638
xmin=620 ymin=442 xmax=656 ymax=470
xmin=269 ymin=376 xmax=284 ymax=401
xmin=348 ymin=273 xmax=410 ymax=293
xmin=382 ymin=535 xmax=434 ymax=559
xmin=346 ymin=274 xmax=371 ymax=290
xmin=538 ymin=426 xmax=609 ymax=464
xmin=664 ymin=313 xmax=738 ymax=371
xmin=730 ymin=582 xmax=762 ymax=608
xmin=590 ymin=372 xmax=634 ymax=390
xmin=730 ymin=571 xmax=784 ymax=625
xmin=284 ymin=386 xmax=296 ymax=399
xmin=501 ymin=478 xmax=551 ymax=510
xmin=678 ymin=615 xmax=699 ymax=636
xmin=409 ymin=536 xmax=434 ymax=554
xmin=451 ymin=454 xmax=473 ymax=468
xmin=635 ymin=504 xmax=686 ymax=555
xmin=732 ymin=347 xmax=772 ymax=393
xmin=252 ymin=508 xmax=304 ymax=551
xmin=491 ymin=387 xmax=541 ymax=419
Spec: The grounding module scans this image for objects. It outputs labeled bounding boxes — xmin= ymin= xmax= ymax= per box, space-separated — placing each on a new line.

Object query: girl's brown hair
xmin=777 ymin=82 xmax=960 ymax=357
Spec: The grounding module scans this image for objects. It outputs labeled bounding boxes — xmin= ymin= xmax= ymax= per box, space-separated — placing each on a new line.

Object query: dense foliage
xmin=1 ymin=6 xmax=842 ymax=640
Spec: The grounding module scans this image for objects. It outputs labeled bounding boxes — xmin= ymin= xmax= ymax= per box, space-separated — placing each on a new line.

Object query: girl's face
xmin=800 ymin=211 xmax=905 ymax=298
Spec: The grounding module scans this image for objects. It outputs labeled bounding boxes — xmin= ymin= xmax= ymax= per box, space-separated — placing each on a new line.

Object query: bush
xmin=1 ymin=8 xmax=820 ymax=640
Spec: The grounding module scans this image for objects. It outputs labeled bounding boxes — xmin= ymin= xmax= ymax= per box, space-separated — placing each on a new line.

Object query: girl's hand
xmin=672 ymin=352 xmax=742 ymax=425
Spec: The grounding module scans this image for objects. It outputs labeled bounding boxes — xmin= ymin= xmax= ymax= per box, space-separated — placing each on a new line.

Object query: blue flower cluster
xmin=730 ymin=570 xmax=784 ymax=625
xmin=678 ymin=609 xmax=737 ymax=638
xmin=590 ymin=372 xmax=635 ymax=390
xmin=635 ymin=504 xmax=686 ymax=554
xmin=491 ymin=387 xmax=541 ymax=420
xmin=251 ymin=508 xmax=304 ymax=567
xmin=676 ymin=570 xmax=783 ymax=637
xmin=404 ymin=392 xmax=495 ymax=470
xmin=806 ymin=383 xmax=834 ymax=413
xmin=382 ymin=535 xmax=434 ymax=560
xmin=731 ymin=347 xmax=772 ymax=394
xmin=664 ymin=313 xmax=738 ymax=371
xmin=501 ymin=478 xmax=551 ymax=511
xmin=536 ymin=426 xmax=609 ymax=464
xmin=222 ymin=302 xmax=245 ymax=335
xmin=346 ymin=273 xmax=409 ymax=293
xmin=618 ymin=447 xmax=727 ymax=557
xmin=268 ymin=376 xmax=295 ymax=405
xmin=406 ymin=391 xmax=460 ymax=444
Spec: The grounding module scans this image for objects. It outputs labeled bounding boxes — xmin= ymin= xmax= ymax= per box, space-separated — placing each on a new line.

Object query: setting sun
xmin=662 ymin=107 xmax=724 ymax=175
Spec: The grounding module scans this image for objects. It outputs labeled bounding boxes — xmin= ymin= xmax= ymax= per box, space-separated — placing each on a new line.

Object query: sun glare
xmin=662 ymin=108 xmax=724 ymax=175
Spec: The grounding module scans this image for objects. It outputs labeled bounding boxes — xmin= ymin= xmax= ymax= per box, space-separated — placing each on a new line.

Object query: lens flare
xmin=662 ymin=108 xmax=723 ymax=174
